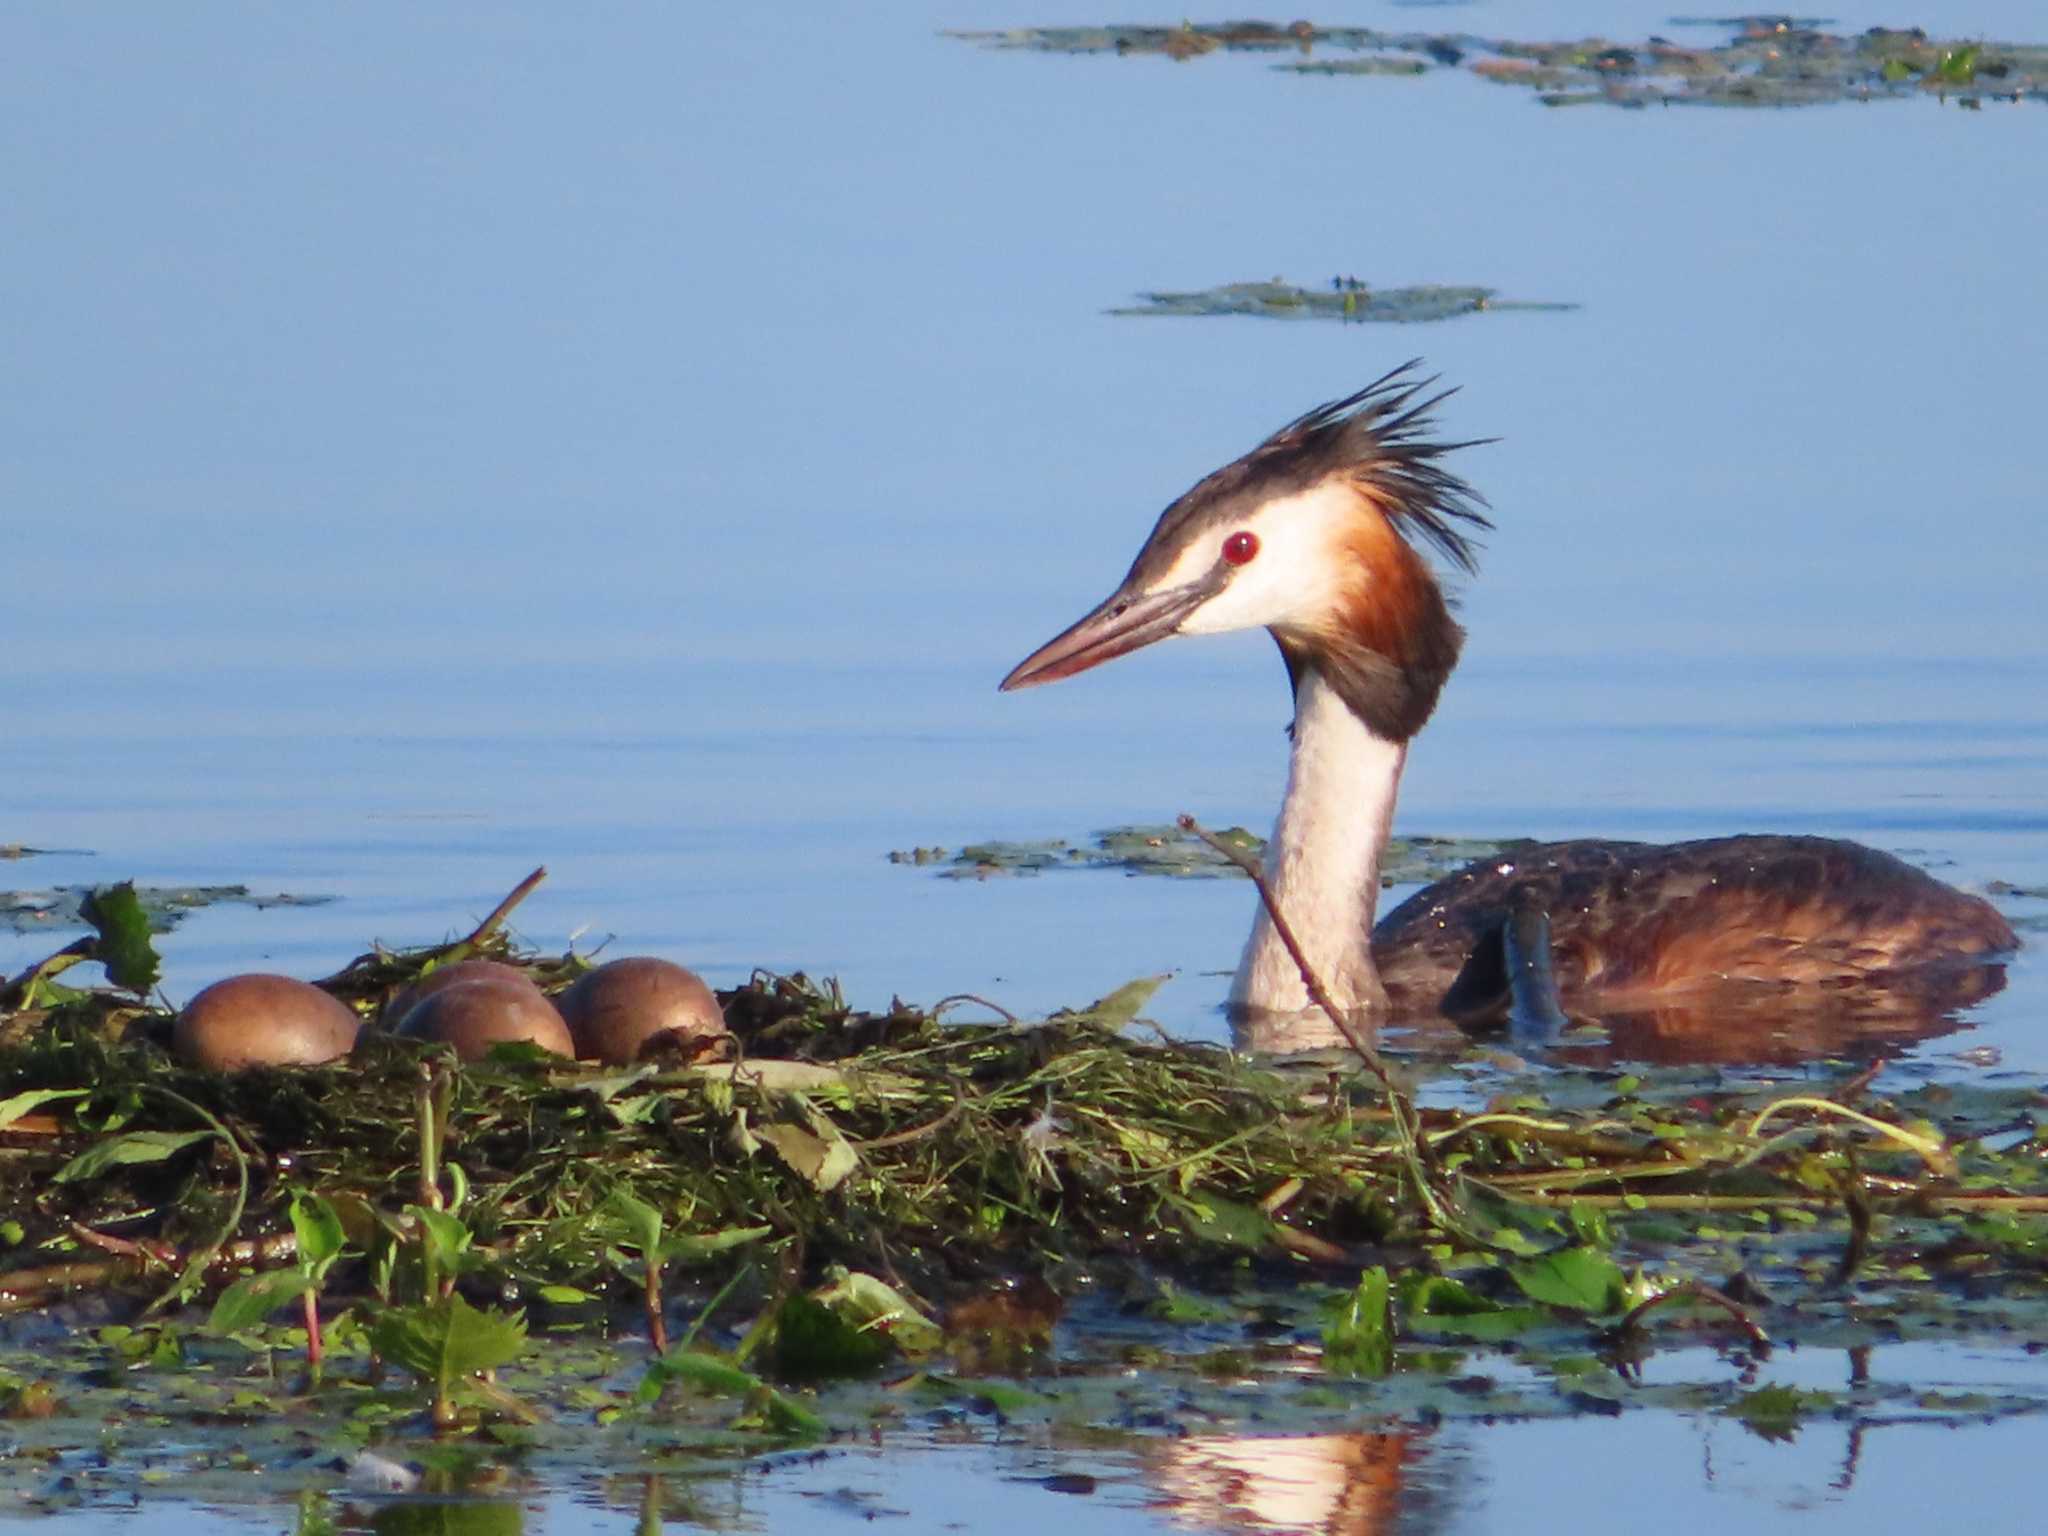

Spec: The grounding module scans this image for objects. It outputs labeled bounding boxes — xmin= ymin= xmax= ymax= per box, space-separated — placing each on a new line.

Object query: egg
xmin=382 ymin=958 xmax=541 ymax=1030
xmin=556 ymin=957 xmax=726 ymax=1065
xmin=175 ymin=973 xmax=362 ymax=1071
xmin=395 ymin=976 xmax=573 ymax=1062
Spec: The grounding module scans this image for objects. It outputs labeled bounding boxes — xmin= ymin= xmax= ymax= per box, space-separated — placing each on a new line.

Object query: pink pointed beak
xmin=999 ymin=574 xmax=1221 ymax=692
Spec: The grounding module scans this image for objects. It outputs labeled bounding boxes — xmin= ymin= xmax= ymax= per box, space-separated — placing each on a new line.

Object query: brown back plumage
xmin=1374 ymin=834 xmax=2019 ymax=1007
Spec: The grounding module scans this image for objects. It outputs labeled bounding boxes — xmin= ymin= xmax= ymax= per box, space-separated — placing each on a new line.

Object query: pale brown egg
xmin=382 ymin=958 xmax=542 ymax=1030
xmin=556 ymin=957 xmax=726 ymax=1065
xmin=175 ymin=973 xmax=362 ymax=1072
xmin=396 ymin=977 xmax=573 ymax=1062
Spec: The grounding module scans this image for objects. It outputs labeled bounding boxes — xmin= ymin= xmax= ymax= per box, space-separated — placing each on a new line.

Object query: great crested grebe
xmin=999 ymin=366 xmax=2017 ymax=1033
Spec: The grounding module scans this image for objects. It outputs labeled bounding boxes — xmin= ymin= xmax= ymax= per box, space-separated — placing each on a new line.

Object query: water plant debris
xmin=1110 ymin=280 xmax=1578 ymax=325
xmin=2 ymin=881 xmax=333 ymax=936
xmin=950 ymin=17 xmax=2048 ymax=111
xmin=888 ymin=822 xmax=1513 ymax=881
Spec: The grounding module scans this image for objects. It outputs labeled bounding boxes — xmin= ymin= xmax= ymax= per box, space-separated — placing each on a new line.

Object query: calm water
xmin=4 ymin=2 xmax=2046 ymax=1530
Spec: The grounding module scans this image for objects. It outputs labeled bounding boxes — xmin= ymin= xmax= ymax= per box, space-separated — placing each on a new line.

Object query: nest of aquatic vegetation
xmin=6 ymin=918 xmax=2048 ymax=1335
xmin=0 ymin=953 xmax=1421 ymax=1314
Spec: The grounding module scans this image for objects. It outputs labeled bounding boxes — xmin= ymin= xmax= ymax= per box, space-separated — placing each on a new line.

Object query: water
xmin=3 ymin=3 xmax=2046 ymax=1530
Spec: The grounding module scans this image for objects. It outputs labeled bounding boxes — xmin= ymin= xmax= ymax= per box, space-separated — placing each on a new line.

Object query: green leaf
xmin=289 ymin=1192 xmax=348 ymax=1270
xmin=54 ymin=1129 xmax=214 ymax=1183
xmin=600 ymin=1094 xmax=664 ymax=1128
xmin=1728 ymin=1383 xmax=1827 ymax=1442
xmin=1146 ymin=1279 xmax=1238 ymax=1324
xmin=1937 ymin=44 xmax=1978 ymax=83
xmin=1879 ymin=56 xmax=1915 ymax=81
xmin=1397 ymin=1272 xmax=1549 ymax=1341
xmin=637 ymin=1348 xmax=757 ymax=1403
xmin=1398 ymin=1273 xmax=1500 ymax=1318
xmin=370 ymin=1295 xmax=528 ymax=1400
xmin=1170 ymin=1192 xmax=1278 ymax=1251
xmin=0 ymin=1087 xmax=88 ymax=1128
xmin=811 ymin=1267 xmax=943 ymax=1357
xmin=604 ymin=1188 xmax=664 ymax=1255
xmin=75 ymin=1084 xmax=142 ymax=1132
xmin=1408 ymin=1304 xmax=1551 ymax=1342
xmin=535 ymin=1284 xmax=598 ymax=1304
xmin=1509 ymin=1246 xmax=1628 ymax=1315
xmin=1963 ymin=1214 xmax=2048 ymax=1256
xmin=1322 ymin=1267 xmax=1394 ymax=1377
xmin=19 ymin=972 xmax=93 ymax=1010
xmin=1566 ymin=1202 xmax=1612 ymax=1249
xmin=208 ymin=1269 xmax=316 ymax=1334
xmin=1074 ymin=974 xmax=1168 ymax=1029
xmin=639 ymin=1348 xmax=826 ymax=1436
xmin=406 ymin=1206 xmax=477 ymax=1273
xmin=79 ymin=883 xmax=161 ymax=994
xmin=754 ymin=1122 xmax=858 ymax=1192
xmin=658 ymin=1223 xmax=773 ymax=1266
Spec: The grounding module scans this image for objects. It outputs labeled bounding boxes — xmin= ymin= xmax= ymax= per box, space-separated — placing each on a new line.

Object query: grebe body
xmin=1000 ymin=367 xmax=2017 ymax=1032
xmin=1376 ymin=833 xmax=2014 ymax=1015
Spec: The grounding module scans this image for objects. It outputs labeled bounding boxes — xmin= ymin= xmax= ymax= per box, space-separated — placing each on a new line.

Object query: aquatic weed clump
xmin=7 ymin=912 xmax=2048 ymax=1333
xmin=0 ymin=962 xmax=1425 ymax=1322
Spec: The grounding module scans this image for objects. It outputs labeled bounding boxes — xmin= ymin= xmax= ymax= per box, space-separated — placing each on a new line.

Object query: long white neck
xmin=1229 ymin=667 xmax=1406 ymax=1019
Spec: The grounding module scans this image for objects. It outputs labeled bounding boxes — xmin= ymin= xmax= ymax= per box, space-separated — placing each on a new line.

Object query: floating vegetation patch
xmin=950 ymin=16 xmax=2048 ymax=111
xmin=889 ymin=823 xmax=1516 ymax=882
xmin=1110 ymin=279 xmax=1576 ymax=325
xmin=1 ymin=881 xmax=334 ymax=935
xmin=6 ymin=871 xmax=2048 ymax=1509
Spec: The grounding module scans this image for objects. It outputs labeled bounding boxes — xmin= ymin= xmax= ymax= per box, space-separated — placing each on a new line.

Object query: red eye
xmin=1222 ymin=530 xmax=1260 ymax=566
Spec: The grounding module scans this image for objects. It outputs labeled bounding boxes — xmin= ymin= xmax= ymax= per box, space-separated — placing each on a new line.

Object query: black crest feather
xmin=1255 ymin=360 xmax=1494 ymax=573
xmin=1127 ymin=361 xmax=1492 ymax=592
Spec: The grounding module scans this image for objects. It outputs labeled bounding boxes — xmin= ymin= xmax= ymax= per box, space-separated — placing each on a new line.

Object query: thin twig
xmin=645 ymin=1255 xmax=669 ymax=1356
xmin=0 ymin=939 xmax=93 ymax=1012
xmin=1617 ymin=1279 xmax=1769 ymax=1349
xmin=460 ymin=866 xmax=548 ymax=950
xmin=143 ymin=1086 xmax=252 ymax=1316
xmin=0 ymin=1231 xmax=300 ymax=1315
xmin=1178 ymin=812 xmax=1475 ymax=1243
xmin=931 ymin=993 xmax=1021 ymax=1024
xmin=68 ymin=1223 xmax=177 ymax=1264
xmin=853 ymin=1096 xmax=975 ymax=1149
xmin=1745 ymin=1096 xmax=1948 ymax=1164
xmin=1176 ymin=815 xmax=1391 ymax=1088
xmin=1271 ymin=1225 xmax=1350 ymax=1265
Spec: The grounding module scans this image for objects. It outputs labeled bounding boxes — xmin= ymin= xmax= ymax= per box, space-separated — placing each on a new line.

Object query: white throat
xmin=1229 ymin=667 xmax=1406 ymax=1018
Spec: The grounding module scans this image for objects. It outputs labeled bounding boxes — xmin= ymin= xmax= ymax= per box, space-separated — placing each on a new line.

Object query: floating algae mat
xmin=9 ymin=876 xmax=2048 ymax=1513
xmin=1107 ymin=279 xmax=1577 ymax=325
xmin=889 ymin=822 xmax=1516 ymax=882
xmin=2 ymin=881 xmax=334 ymax=936
xmin=950 ymin=16 xmax=2048 ymax=111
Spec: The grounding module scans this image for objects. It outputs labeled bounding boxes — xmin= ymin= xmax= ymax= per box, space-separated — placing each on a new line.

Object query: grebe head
xmin=999 ymin=362 xmax=1492 ymax=740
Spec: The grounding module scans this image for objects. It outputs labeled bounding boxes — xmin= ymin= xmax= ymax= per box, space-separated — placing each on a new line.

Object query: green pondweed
xmin=600 ymin=1187 xmax=770 ymax=1354
xmin=207 ymin=1190 xmax=350 ymax=1382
